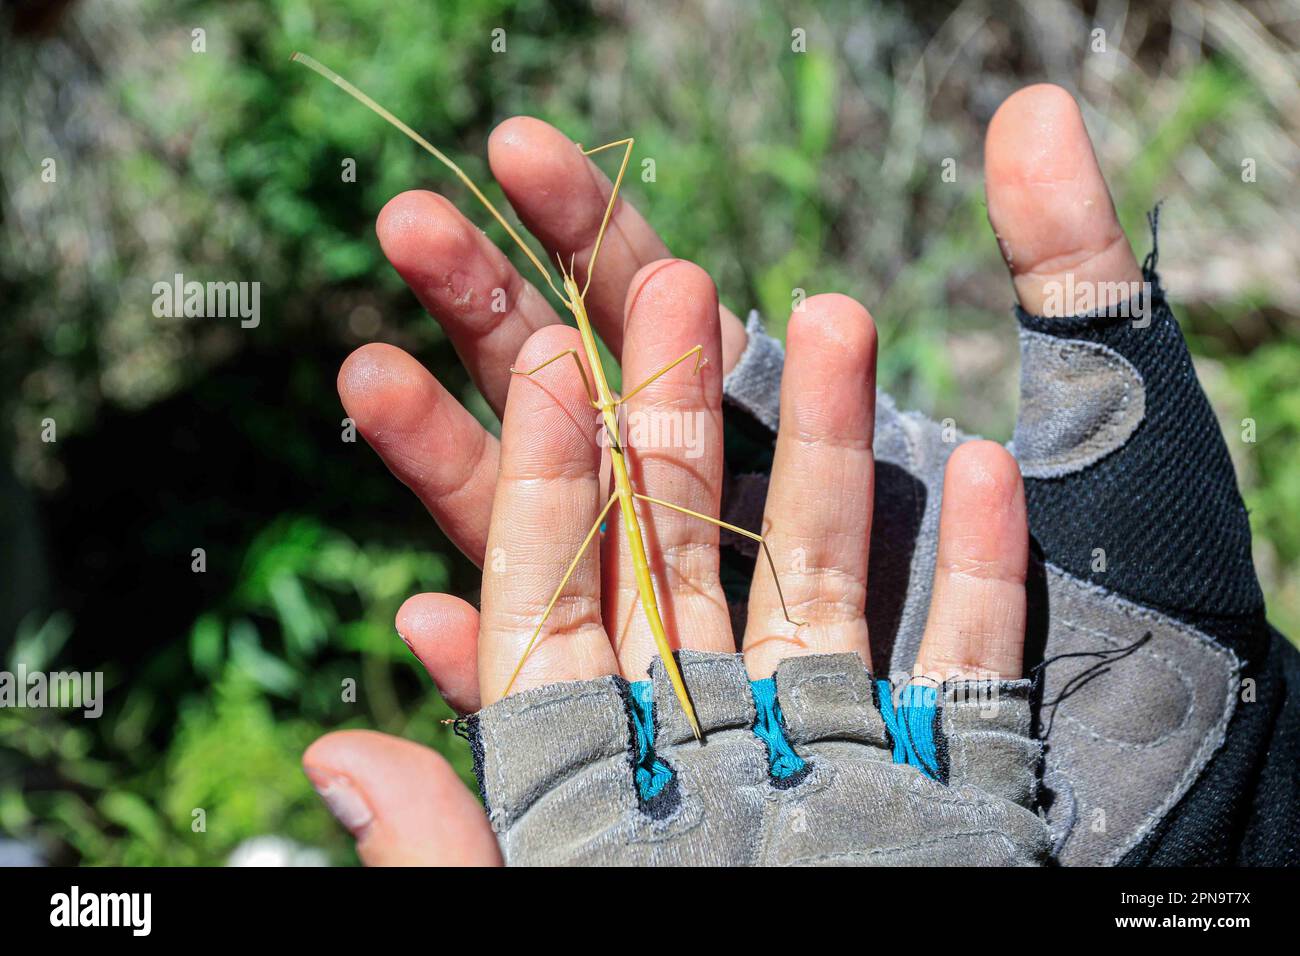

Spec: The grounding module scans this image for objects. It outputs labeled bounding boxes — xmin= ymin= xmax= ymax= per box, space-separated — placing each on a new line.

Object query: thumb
xmin=987 ymin=85 xmax=1260 ymax=625
xmin=304 ymin=730 xmax=501 ymax=866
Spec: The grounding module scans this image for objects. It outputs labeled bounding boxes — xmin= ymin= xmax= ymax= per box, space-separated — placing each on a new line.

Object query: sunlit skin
xmin=306 ymin=82 xmax=1135 ymax=865
xmin=293 ymin=53 xmax=804 ymax=738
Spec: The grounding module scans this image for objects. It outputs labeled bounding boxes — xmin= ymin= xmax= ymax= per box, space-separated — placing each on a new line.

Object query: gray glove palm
xmin=468 ymin=651 xmax=1049 ymax=866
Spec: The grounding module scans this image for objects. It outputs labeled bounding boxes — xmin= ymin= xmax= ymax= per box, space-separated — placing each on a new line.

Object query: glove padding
xmin=718 ymin=242 xmax=1289 ymax=865
xmin=466 ymin=650 xmax=1050 ymax=866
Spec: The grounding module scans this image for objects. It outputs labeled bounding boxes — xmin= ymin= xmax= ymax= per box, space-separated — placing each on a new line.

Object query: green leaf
xmin=98 ymin=791 xmax=165 ymax=849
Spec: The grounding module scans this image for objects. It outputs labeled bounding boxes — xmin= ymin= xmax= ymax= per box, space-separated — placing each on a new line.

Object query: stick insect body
xmin=292 ymin=53 xmax=804 ymax=740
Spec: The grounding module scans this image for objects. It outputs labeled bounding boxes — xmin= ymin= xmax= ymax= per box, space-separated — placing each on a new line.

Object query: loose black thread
xmin=452 ymin=715 xmax=489 ymax=807
xmin=1142 ymin=202 xmax=1163 ymax=278
xmin=1031 ymin=631 xmax=1153 ymax=739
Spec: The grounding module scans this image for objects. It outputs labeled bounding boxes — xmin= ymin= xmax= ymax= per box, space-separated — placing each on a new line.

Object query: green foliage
xmin=2 ymin=0 xmax=1298 ymax=865
xmin=1228 ymin=341 xmax=1300 ymax=638
xmin=2 ymin=516 xmax=469 ymax=865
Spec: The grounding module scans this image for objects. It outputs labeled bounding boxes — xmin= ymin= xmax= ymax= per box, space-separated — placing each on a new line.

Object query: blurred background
xmin=1 ymin=0 xmax=1297 ymax=865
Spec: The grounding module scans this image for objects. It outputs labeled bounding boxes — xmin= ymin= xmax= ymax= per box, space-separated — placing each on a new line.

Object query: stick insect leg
xmin=616 ymin=345 xmax=708 ymax=405
xmin=510 ymin=348 xmax=600 ymax=408
xmin=632 ymin=493 xmax=808 ymax=629
xmin=581 ymin=138 xmax=636 ymax=158
xmin=576 ymin=138 xmax=635 ymax=298
xmin=500 ymin=491 xmax=619 ymax=700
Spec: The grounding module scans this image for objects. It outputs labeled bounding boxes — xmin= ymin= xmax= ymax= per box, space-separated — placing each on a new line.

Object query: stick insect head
xmin=562 ymin=274 xmax=582 ymax=307
xmin=555 ymin=252 xmax=583 ymax=317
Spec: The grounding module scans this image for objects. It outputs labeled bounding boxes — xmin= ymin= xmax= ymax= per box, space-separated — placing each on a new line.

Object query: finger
xmin=396 ymin=593 xmax=480 ymax=713
xmin=376 ymin=189 xmax=561 ymax=417
xmin=914 ymin=441 xmax=1028 ymax=682
xmin=985 ymin=84 xmax=1142 ymax=315
xmin=488 ymin=117 xmax=749 ymax=370
xmin=478 ymin=325 xmax=619 ymax=705
xmin=743 ymin=295 xmax=876 ymax=678
xmin=605 ymin=259 xmax=731 ymax=679
xmin=338 ymin=343 xmax=497 ymax=566
xmin=303 ymin=730 xmax=500 ymax=866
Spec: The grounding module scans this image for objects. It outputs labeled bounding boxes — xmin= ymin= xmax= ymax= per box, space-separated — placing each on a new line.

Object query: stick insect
xmin=291 ymin=53 xmax=804 ymax=739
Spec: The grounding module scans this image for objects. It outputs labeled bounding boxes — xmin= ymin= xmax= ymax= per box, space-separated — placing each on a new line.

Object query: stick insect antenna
xmin=291 ymin=52 xmax=566 ymax=306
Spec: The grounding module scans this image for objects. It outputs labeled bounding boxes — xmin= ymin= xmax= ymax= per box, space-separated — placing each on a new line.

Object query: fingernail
xmin=397 ymin=627 xmax=415 ymax=654
xmin=306 ymin=768 xmax=373 ymax=835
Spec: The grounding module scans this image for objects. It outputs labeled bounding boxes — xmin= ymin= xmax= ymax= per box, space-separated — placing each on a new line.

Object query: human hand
xmin=306 ymin=253 xmax=1041 ymax=862
xmin=308 ymin=80 xmax=1275 ymax=865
